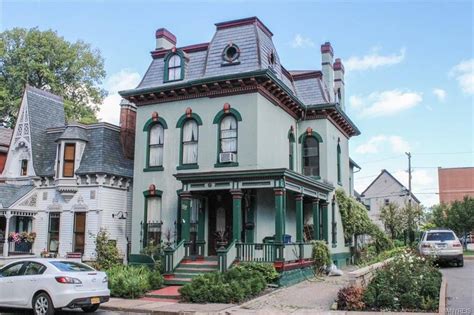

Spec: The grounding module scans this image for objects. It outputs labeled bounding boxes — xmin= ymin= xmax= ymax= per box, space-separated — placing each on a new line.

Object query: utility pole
xmin=405 ymin=152 xmax=412 ymax=206
xmin=405 ymin=152 xmax=413 ymax=243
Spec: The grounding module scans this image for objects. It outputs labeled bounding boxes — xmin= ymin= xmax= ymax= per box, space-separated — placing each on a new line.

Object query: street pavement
xmin=0 ymin=309 xmax=138 ymax=314
xmin=441 ymin=260 xmax=474 ymax=315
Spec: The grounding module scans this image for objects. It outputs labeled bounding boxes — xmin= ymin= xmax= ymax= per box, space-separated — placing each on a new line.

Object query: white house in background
xmin=360 ymin=169 xmax=420 ymax=229
xmin=0 ymin=86 xmax=135 ymax=261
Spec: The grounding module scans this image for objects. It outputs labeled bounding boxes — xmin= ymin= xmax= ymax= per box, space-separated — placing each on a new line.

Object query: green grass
xmin=464 ymin=250 xmax=474 ymax=256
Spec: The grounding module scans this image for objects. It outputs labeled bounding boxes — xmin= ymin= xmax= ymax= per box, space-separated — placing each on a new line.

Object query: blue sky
xmin=1 ymin=0 xmax=473 ymax=206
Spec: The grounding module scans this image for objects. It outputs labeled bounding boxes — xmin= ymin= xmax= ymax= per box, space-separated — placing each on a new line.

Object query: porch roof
xmin=0 ymin=184 xmax=34 ymax=209
xmin=174 ymin=168 xmax=334 ymax=199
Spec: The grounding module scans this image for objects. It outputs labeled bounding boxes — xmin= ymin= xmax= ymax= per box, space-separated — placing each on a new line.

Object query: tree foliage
xmin=335 ymin=189 xmax=393 ymax=253
xmin=380 ymin=202 xmax=402 ymax=239
xmin=429 ymin=197 xmax=474 ymax=236
xmin=0 ymin=27 xmax=107 ymax=127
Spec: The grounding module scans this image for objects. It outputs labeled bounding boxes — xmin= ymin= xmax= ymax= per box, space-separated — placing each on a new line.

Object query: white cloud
xmin=98 ymin=69 xmax=141 ymax=124
xmin=290 ymin=34 xmax=315 ymax=48
xmin=349 ymin=89 xmax=423 ymax=118
xmin=393 ymin=169 xmax=438 ymax=207
xmin=449 ymin=59 xmax=474 ymax=94
xmin=356 ymin=135 xmax=410 ymax=155
xmin=345 ymin=47 xmax=406 ymax=71
xmin=432 ymin=88 xmax=447 ymax=102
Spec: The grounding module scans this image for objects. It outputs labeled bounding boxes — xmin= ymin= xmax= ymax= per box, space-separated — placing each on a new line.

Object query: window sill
xmin=143 ymin=166 xmax=164 ymax=172
xmin=177 ymin=164 xmax=199 ymax=170
xmin=214 ymin=162 xmax=239 ymax=168
xmin=164 ymin=78 xmax=184 ymax=84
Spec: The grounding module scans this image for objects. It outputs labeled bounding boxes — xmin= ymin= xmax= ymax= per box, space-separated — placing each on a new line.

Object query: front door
xmin=73 ymin=212 xmax=86 ymax=253
xmin=208 ymin=192 xmax=232 ymax=256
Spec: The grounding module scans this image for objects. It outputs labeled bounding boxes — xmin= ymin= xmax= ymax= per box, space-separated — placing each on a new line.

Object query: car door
xmin=17 ymin=262 xmax=47 ymax=306
xmin=0 ymin=261 xmax=27 ymax=306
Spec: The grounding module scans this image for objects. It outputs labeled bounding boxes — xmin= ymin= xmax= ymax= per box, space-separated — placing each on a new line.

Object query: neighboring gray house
xmin=120 ymin=16 xmax=361 ymax=279
xmin=360 ymin=169 xmax=420 ymax=230
xmin=0 ymin=86 xmax=134 ymax=261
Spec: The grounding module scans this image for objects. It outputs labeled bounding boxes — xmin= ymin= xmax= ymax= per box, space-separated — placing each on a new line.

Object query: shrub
xmin=93 ymin=229 xmax=122 ymax=270
xmin=179 ymin=268 xmax=266 ymax=303
xmin=358 ymin=245 xmax=407 ymax=267
xmin=337 ymin=285 xmax=365 ymax=311
xmin=107 ymin=265 xmax=164 ymax=298
xmin=311 ymin=240 xmax=331 ymax=274
xmin=148 ymin=269 xmax=164 ymax=290
xmin=233 ymin=262 xmax=279 ymax=283
xmin=363 ymin=250 xmax=442 ymax=311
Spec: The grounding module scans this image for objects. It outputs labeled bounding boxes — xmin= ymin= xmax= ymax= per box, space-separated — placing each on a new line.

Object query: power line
xmin=414 ymin=151 xmax=474 ymax=156
xmin=356 ymin=155 xmax=404 ymax=165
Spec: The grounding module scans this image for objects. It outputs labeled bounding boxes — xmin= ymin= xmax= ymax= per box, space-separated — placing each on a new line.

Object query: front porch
xmin=163 ymin=168 xmax=336 ymax=274
xmin=0 ymin=210 xmax=36 ymax=259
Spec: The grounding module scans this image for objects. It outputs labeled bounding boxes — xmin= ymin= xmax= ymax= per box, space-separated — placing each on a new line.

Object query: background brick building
xmin=438 ymin=167 xmax=474 ymax=204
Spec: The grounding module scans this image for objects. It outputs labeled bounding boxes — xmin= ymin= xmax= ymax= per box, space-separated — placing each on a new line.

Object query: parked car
xmin=418 ymin=228 xmax=464 ymax=267
xmin=0 ymin=259 xmax=109 ymax=315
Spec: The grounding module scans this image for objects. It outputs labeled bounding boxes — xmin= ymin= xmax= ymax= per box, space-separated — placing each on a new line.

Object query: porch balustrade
xmin=217 ymin=239 xmax=237 ymax=272
xmin=163 ymin=240 xmax=186 ymax=274
xmin=238 ymin=243 xmax=275 ymax=262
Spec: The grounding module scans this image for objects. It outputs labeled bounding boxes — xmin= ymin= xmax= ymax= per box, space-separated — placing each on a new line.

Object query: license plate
xmin=91 ymin=297 xmax=100 ymax=304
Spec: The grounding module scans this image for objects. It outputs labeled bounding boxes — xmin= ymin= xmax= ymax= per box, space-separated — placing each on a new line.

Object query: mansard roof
xmin=55 ymin=125 xmax=89 ymax=142
xmin=0 ymin=183 xmax=34 ymax=208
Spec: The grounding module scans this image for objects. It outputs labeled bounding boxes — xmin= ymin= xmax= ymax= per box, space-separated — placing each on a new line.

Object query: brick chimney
xmin=321 ymin=42 xmax=334 ymax=102
xmin=334 ymin=58 xmax=345 ymax=111
xmin=119 ymin=99 xmax=136 ymax=160
xmin=155 ymin=28 xmax=176 ymax=50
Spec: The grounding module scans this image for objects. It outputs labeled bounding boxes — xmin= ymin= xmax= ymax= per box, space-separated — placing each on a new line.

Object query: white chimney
xmin=155 ymin=28 xmax=176 ymax=50
xmin=334 ymin=58 xmax=345 ymax=110
xmin=321 ymin=42 xmax=334 ymax=102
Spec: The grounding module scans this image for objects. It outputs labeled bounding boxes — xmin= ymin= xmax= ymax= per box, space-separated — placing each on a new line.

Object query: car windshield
xmin=426 ymin=232 xmax=455 ymax=241
xmin=50 ymin=261 xmax=95 ymax=272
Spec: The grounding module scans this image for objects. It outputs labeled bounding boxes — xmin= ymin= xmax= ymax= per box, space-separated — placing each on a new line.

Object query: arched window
xmin=164 ymin=52 xmax=184 ymax=82
xmin=182 ymin=119 xmax=199 ymax=165
xmin=220 ymin=115 xmax=238 ymax=155
xmin=149 ymin=124 xmax=164 ymax=167
xmin=337 ymin=142 xmax=342 ymax=184
xmin=303 ymin=137 xmax=319 ymax=177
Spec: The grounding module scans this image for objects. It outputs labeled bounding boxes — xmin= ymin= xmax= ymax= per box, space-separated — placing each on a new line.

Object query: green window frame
xmin=176 ymin=112 xmax=203 ymax=170
xmin=337 ymin=142 xmax=342 ymax=185
xmin=163 ymin=50 xmax=185 ymax=83
xmin=299 ymin=131 xmax=323 ymax=178
xmin=213 ymin=107 xmax=242 ymax=168
xmin=143 ymin=116 xmax=168 ymax=172
xmin=143 ymin=189 xmax=163 ymax=248
xmin=331 ymin=199 xmax=337 ymax=247
xmin=288 ymin=129 xmax=295 ymax=171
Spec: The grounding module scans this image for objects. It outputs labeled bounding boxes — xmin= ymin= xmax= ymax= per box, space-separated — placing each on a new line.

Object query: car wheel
xmin=81 ymin=304 xmax=100 ymax=313
xmin=458 ymin=258 xmax=464 ymax=267
xmin=33 ymin=292 xmax=55 ymax=315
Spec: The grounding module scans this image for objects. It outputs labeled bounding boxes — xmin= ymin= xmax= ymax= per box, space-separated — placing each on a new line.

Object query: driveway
xmin=441 ymin=260 xmax=474 ymax=315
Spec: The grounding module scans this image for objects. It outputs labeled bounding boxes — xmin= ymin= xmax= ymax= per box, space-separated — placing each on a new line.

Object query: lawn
xmin=464 ymin=250 xmax=474 ymax=256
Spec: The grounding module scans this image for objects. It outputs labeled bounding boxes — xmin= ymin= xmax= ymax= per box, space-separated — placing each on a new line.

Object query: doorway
xmin=207 ymin=192 xmax=233 ymax=256
xmin=0 ymin=217 xmax=5 ymax=242
xmin=73 ymin=212 xmax=86 ymax=253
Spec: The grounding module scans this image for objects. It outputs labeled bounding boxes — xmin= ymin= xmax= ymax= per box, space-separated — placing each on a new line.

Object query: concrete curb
xmin=463 ymin=255 xmax=474 ymax=260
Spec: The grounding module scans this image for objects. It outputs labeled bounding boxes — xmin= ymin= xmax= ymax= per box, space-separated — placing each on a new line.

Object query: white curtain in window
xmin=182 ymin=120 xmax=198 ymax=164
xmin=147 ymin=197 xmax=162 ymax=223
xmin=149 ymin=124 xmax=164 ymax=166
xmin=168 ymin=55 xmax=181 ymax=81
xmin=220 ymin=116 xmax=237 ymax=153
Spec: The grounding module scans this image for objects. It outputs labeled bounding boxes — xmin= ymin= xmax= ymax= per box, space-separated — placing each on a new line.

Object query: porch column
xmin=3 ymin=213 xmax=11 ymax=257
xmin=321 ymin=201 xmax=329 ymax=243
xmin=295 ymin=193 xmax=304 ymax=243
xmin=312 ymin=198 xmax=320 ymax=241
xmin=274 ymin=188 xmax=285 ymax=243
xmin=230 ymin=189 xmax=243 ymax=242
xmin=180 ymin=192 xmax=192 ymax=242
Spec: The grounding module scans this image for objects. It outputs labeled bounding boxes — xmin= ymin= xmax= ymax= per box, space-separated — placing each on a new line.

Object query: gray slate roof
xmin=0 ymin=184 xmax=34 ymax=208
xmin=135 ymin=17 xmax=329 ymax=105
xmin=56 ymin=125 xmax=88 ymax=142
xmin=0 ymin=128 xmax=13 ymax=146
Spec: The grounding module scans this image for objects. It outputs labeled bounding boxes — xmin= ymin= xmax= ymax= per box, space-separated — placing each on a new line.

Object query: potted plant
xmin=164 ymin=228 xmax=172 ymax=248
xmin=215 ymin=230 xmax=228 ymax=249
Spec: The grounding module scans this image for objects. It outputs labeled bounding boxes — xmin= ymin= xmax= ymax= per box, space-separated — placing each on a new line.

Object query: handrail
xmin=217 ymin=240 xmax=237 ymax=272
xmin=164 ymin=240 xmax=186 ymax=273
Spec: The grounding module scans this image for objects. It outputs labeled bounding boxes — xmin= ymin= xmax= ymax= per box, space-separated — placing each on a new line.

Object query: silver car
xmin=418 ymin=229 xmax=464 ymax=267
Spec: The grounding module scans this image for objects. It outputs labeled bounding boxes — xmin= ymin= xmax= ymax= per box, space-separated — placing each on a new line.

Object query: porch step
xmin=146 ymin=286 xmax=181 ymax=300
xmin=174 ymin=267 xmax=217 ymax=274
xmin=164 ymin=277 xmax=193 ymax=286
xmin=179 ymin=260 xmax=218 ymax=268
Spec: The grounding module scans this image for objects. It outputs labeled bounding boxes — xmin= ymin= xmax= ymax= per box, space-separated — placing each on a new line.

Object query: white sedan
xmin=0 ymin=258 xmax=110 ymax=315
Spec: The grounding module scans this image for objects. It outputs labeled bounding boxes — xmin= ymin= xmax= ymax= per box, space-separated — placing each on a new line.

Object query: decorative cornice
xmin=215 ymin=16 xmax=273 ymax=37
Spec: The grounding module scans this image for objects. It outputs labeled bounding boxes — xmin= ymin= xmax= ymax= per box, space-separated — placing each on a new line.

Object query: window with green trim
xmin=289 ymin=134 xmax=295 ymax=170
xmin=337 ymin=143 xmax=342 ymax=184
xmin=182 ymin=119 xmax=199 ymax=165
xmin=167 ymin=54 xmax=182 ymax=81
xmin=303 ymin=137 xmax=319 ymax=177
xmin=149 ymin=124 xmax=164 ymax=167
xmin=145 ymin=196 xmax=162 ymax=246
xmin=220 ymin=115 xmax=238 ymax=155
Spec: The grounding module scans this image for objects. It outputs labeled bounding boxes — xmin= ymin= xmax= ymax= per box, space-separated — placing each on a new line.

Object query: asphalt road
xmin=441 ymin=260 xmax=474 ymax=315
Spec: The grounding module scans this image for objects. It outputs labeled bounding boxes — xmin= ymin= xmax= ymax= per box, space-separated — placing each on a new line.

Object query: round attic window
xmin=222 ymin=44 xmax=240 ymax=63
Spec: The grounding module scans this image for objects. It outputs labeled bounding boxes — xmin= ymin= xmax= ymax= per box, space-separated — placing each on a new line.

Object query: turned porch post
xmin=274 ymin=188 xmax=285 ymax=243
xmin=230 ymin=189 xmax=243 ymax=242
xmin=295 ymin=193 xmax=304 ymax=243
xmin=3 ymin=212 xmax=11 ymax=257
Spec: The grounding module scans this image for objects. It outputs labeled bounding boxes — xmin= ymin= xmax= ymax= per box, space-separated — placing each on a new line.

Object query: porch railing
xmin=217 ymin=240 xmax=237 ymax=272
xmin=283 ymin=243 xmax=300 ymax=262
xmin=238 ymin=243 xmax=276 ymax=262
xmin=302 ymin=243 xmax=314 ymax=260
xmin=163 ymin=240 xmax=186 ymax=274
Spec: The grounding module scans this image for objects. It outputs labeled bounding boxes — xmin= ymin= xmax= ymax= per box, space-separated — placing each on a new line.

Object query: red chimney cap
xmin=333 ymin=58 xmax=345 ymax=72
xmin=155 ymin=28 xmax=177 ymax=45
xmin=321 ymin=42 xmax=334 ymax=56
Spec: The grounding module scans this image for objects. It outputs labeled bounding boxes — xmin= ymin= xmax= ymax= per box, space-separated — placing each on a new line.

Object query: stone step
xmin=174 ymin=267 xmax=217 ymax=273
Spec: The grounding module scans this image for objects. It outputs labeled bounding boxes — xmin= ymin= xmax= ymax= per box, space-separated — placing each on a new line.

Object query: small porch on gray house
xmin=164 ymin=168 xmax=334 ymax=274
xmin=0 ymin=210 xmax=36 ymax=260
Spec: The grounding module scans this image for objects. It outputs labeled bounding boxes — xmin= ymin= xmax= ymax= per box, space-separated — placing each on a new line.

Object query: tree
xmin=400 ymin=203 xmax=423 ymax=244
xmin=430 ymin=197 xmax=474 ymax=239
xmin=0 ymin=27 xmax=107 ymax=127
xmin=380 ymin=202 xmax=402 ymax=239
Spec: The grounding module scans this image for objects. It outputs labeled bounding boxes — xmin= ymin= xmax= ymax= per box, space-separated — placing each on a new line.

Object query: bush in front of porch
xmin=233 ymin=262 xmax=280 ymax=283
xmin=107 ymin=265 xmax=164 ymax=299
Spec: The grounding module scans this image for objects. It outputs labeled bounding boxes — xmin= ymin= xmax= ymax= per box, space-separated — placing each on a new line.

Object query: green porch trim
xmin=180 ymin=194 xmax=192 ymax=242
xmin=274 ymin=189 xmax=285 ymax=244
xmin=144 ymin=166 xmax=164 ymax=172
xmin=298 ymin=131 xmax=323 ymax=143
xmin=312 ymin=199 xmax=320 ymax=240
xmin=176 ymin=113 xmax=203 ymax=128
xmin=231 ymin=190 xmax=243 ymax=241
xmin=295 ymin=194 xmax=304 ymax=242
xmin=322 ymin=202 xmax=329 ymax=243
xmin=214 ymin=162 xmax=239 ymax=168
xmin=278 ymin=267 xmax=314 ymax=287
xmin=143 ymin=116 xmax=169 ymax=131
xmin=331 ymin=251 xmax=351 ymax=267
xmin=177 ymin=164 xmax=199 ymax=170
xmin=163 ymin=50 xmax=185 ymax=83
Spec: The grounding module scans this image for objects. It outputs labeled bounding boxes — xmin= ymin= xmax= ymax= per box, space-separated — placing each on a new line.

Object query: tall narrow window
xmin=63 ymin=143 xmax=76 ymax=177
xmin=167 ymin=55 xmax=182 ymax=81
xmin=56 ymin=143 xmax=61 ymax=177
xmin=288 ymin=132 xmax=295 ymax=171
xmin=303 ymin=137 xmax=319 ymax=177
xmin=182 ymin=120 xmax=198 ymax=165
xmin=220 ymin=115 xmax=238 ymax=154
xmin=73 ymin=212 xmax=86 ymax=254
xmin=20 ymin=159 xmax=28 ymax=176
xmin=48 ymin=213 xmax=60 ymax=253
xmin=146 ymin=197 xmax=162 ymax=246
xmin=337 ymin=143 xmax=342 ymax=184
xmin=149 ymin=124 xmax=164 ymax=167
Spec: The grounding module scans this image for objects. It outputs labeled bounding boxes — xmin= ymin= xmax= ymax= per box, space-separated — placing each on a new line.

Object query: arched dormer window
xmin=288 ymin=126 xmax=295 ymax=171
xmin=143 ymin=112 xmax=168 ymax=171
xmin=164 ymin=50 xmax=185 ymax=82
xmin=176 ymin=108 xmax=203 ymax=170
xmin=213 ymin=103 xmax=242 ymax=167
xmin=299 ymin=128 xmax=323 ymax=178
xmin=337 ymin=140 xmax=342 ymax=184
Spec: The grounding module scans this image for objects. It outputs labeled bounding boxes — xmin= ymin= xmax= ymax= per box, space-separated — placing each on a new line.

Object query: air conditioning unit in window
xmin=219 ymin=152 xmax=237 ymax=163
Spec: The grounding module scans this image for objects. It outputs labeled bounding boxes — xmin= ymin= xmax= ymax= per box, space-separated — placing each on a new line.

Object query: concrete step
xmin=164 ymin=277 xmax=193 ymax=286
xmin=174 ymin=267 xmax=217 ymax=273
xmin=146 ymin=286 xmax=181 ymax=300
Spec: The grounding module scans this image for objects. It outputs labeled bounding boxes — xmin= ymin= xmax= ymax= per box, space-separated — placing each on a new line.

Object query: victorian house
xmin=121 ymin=16 xmax=360 ymax=280
xmin=0 ymin=86 xmax=134 ymax=261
